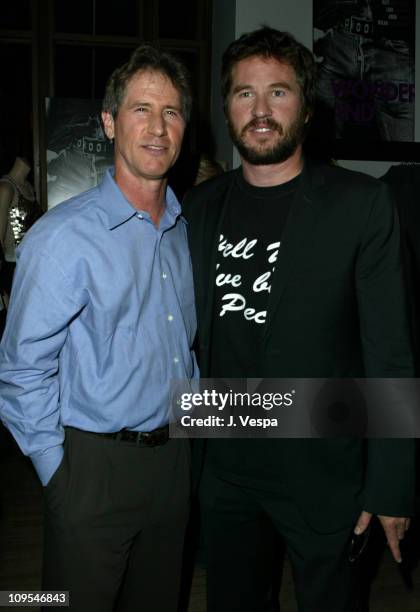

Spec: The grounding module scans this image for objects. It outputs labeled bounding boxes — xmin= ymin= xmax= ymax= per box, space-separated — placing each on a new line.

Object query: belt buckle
xmin=349 ymin=16 xmax=374 ymax=37
xmin=82 ymin=136 xmax=110 ymax=156
xmin=138 ymin=431 xmax=156 ymax=447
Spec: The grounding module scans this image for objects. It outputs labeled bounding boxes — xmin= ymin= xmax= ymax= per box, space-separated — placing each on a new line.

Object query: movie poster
xmin=313 ymin=0 xmax=415 ymax=144
xmin=46 ymin=99 xmax=114 ymax=209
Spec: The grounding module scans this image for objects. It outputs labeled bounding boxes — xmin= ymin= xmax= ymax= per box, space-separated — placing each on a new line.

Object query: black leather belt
xmin=70 ymin=425 xmax=169 ymax=447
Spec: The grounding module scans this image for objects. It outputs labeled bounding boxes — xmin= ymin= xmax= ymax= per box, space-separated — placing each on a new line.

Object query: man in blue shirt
xmin=0 ymin=44 xmax=197 ymax=612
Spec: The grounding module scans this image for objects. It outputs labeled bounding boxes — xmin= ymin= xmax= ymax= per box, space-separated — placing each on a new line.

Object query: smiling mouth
xmin=242 ymin=117 xmax=282 ymax=136
xmin=144 ymin=145 xmax=166 ymax=150
xmin=142 ymin=144 xmax=168 ymax=156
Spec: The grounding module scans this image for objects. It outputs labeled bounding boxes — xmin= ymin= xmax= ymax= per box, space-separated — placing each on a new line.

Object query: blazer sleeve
xmin=355 ymin=180 xmax=416 ymax=516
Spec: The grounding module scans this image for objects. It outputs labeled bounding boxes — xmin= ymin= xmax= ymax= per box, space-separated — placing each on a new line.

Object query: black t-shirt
xmin=208 ymin=171 xmax=300 ymax=482
xmin=211 ymin=171 xmax=299 ymax=377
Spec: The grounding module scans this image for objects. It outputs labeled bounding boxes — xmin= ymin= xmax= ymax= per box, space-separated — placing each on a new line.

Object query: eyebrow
xmin=127 ymin=100 xmax=182 ymax=112
xmin=232 ymin=81 xmax=293 ymax=94
xmin=128 ymin=100 xmax=149 ymax=106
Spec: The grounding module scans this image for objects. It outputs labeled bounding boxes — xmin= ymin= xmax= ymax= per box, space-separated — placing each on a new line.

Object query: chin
xmin=247 ymin=137 xmax=281 ymax=151
xmin=144 ymin=163 xmax=170 ymax=176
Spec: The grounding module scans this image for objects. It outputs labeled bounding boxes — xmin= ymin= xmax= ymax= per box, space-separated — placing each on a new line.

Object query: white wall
xmin=212 ymin=0 xmax=419 ymax=177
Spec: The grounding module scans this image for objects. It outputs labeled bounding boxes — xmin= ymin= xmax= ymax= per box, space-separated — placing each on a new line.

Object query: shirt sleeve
xmin=0 ymin=243 xmax=84 ymax=485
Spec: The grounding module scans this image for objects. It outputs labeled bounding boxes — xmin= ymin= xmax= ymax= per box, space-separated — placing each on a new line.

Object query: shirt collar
xmin=165 ymin=184 xmax=185 ymax=224
xmin=97 ymin=168 xmax=185 ymax=230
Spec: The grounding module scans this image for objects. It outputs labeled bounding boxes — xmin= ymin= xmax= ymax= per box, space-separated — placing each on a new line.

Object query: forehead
xmin=123 ymin=69 xmax=182 ymax=106
xmin=231 ymin=55 xmax=299 ymax=88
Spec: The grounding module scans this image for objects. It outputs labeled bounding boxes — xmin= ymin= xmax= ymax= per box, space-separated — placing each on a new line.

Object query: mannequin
xmin=0 ymin=157 xmax=42 ymax=295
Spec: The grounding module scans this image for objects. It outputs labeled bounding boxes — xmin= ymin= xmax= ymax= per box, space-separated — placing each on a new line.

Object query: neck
xmin=113 ymin=166 xmax=167 ymax=227
xmin=9 ymin=157 xmax=31 ymax=184
xmin=241 ymin=145 xmax=304 ymax=187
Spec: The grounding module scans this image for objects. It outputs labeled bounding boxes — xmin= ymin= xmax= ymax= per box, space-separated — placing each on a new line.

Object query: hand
xmin=355 ymin=510 xmax=410 ymax=563
xmin=1 ymin=290 xmax=8 ymax=308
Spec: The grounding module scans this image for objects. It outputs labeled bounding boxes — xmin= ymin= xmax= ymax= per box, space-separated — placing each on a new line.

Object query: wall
xmin=212 ymin=0 xmax=419 ymax=178
xmin=211 ymin=0 xmax=237 ymax=168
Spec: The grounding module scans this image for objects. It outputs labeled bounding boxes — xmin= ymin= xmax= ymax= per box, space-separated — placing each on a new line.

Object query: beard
xmin=227 ymin=109 xmax=307 ymax=165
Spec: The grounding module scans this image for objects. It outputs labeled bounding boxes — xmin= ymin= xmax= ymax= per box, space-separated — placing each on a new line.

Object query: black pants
xmin=201 ymin=467 xmax=360 ymax=612
xmin=42 ymin=428 xmax=190 ymax=612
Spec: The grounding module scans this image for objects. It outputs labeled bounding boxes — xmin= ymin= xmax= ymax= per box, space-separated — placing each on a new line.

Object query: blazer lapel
xmin=263 ymin=160 xmax=324 ymax=340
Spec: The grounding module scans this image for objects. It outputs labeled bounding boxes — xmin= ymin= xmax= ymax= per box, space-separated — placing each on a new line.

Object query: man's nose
xmin=148 ymin=113 xmax=166 ymax=136
xmin=252 ymin=94 xmax=272 ymax=118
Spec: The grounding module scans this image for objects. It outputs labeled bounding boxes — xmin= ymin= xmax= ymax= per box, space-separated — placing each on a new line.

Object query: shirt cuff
xmin=31 ymin=445 xmax=64 ymax=486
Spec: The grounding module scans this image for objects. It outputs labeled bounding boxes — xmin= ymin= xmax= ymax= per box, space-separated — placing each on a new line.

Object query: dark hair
xmin=221 ymin=26 xmax=315 ymax=116
xmin=102 ymin=44 xmax=192 ymax=121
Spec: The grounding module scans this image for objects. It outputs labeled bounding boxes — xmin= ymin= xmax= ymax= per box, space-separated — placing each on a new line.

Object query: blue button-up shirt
xmin=0 ymin=169 xmax=197 ymax=485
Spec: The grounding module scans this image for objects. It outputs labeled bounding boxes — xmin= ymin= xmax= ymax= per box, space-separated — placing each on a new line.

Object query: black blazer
xmin=183 ymin=159 xmax=416 ymax=532
xmin=381 ymin=164 xmax=420 ymax=375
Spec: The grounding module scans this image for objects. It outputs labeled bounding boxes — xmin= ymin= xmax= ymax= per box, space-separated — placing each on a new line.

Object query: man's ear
xmin=101 ymin=111 xmax=115 ymax=140
xmin=304 ymin=105 xmax=314 ymax=124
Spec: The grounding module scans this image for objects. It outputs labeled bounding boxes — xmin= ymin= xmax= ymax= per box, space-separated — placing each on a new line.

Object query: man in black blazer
xmin=183 ymin=27 xmax=415 ymax=612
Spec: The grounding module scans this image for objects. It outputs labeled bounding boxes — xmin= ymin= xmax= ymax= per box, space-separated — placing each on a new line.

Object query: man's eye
xmin=165 ymin=109 xmax=177 ymax=116
xmin=272 ymin=89 xmax=285 ymax=97
xmin=239 ymin=91 xmax=252 ymax=98
xmin=135 ymin=106 xmax=147 ymax=112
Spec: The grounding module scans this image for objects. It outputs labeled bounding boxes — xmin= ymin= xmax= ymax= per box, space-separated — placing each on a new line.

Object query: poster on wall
xmin=311 ymin=0 xmax=416 ymax=160
xmin=46 ymin=98 xmax=114 ymax=209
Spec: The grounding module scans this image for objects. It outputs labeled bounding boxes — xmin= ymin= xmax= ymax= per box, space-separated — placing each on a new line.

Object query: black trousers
xmin=200 ymin=467 xmax=360 ymax=612
xmin=42 ymin=427 xmax=190 ymax=612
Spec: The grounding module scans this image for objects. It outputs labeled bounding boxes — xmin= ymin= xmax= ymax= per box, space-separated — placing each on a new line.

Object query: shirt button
xmin=167 ymin=315 xmax=174 ymax=322
xmin=136 ymin=213 xmax=143 ymax=219
xmin=174 ymin=357 xmax=179 ymax=364
xmin=162 ymin=273 xmax=167 ymax=279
